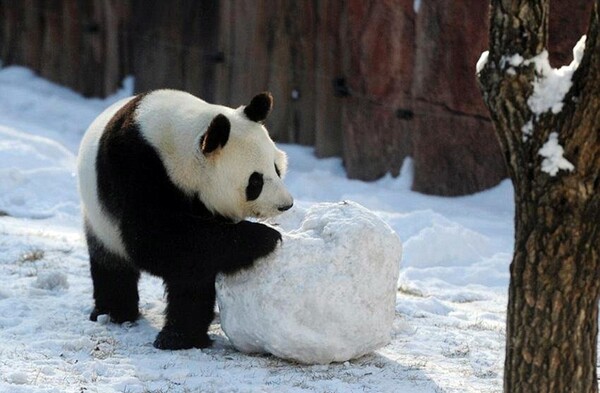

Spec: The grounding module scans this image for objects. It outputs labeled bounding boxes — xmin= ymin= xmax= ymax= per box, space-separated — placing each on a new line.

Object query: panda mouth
xmin=252 ymin=210 xmax=279 ymax=220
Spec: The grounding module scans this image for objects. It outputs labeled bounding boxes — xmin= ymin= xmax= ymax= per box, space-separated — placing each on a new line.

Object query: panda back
xmin=77 ymin=96 xmax=136 ymax=258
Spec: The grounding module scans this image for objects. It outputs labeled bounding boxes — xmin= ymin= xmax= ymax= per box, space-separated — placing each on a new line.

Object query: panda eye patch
xmin=275 ymin=164 xmax=281 ymax=178
xmin=246 ymin=172 xmax=264 ymax=201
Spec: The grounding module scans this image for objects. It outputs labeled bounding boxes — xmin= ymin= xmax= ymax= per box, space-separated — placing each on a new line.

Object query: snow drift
xmin=216 ymin=201 xmax=402 ymax=364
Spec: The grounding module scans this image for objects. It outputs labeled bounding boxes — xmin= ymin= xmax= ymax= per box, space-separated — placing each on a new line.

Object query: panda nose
xmin=278 ymin=202 xmax=294 ymax=212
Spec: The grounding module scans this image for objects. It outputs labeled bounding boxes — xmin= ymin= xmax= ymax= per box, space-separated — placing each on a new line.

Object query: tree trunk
xmin=478 ymin=1 xmax=600 ymax=392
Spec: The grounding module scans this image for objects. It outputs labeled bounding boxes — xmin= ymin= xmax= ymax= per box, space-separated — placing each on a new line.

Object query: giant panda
xmin=77 ymin=90 xmax=293 ymax=350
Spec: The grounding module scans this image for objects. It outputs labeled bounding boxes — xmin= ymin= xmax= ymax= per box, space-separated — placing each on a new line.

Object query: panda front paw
xmin=250 ymin=222 xmax=282 ymax=258
xmin=222 ymin=221 xmax=282 ymax=274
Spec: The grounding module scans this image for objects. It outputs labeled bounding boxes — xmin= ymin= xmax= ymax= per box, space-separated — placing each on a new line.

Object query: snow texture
xmin=538 ymin=132 xmax=575 ymax=176
xmin=216 ymin=201 xmax=401 ymax=364
xmin=413 ymin=0 xmax=422 ymax=14
xmin=526 ymin=35 xmax=586 ymax=115
xmin=476 ymin=51 xmax=489 ymax=75
xmin=502 ymin=54 xmax=524 ymax=68
xmin=521 ymin=120 xmax=534 ymax=141
xmin=0 ymin=126 xmax=78 ymax=219
xmin=33 ymin=271 xmax=69 ymax=291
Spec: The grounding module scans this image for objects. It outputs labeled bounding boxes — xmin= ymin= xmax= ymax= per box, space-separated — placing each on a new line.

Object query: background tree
xmin=478 ymin=1 xmax=600 ymax=392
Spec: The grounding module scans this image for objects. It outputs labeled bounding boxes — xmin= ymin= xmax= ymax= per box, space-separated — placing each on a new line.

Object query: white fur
xmin=136 ymin=90 xmax=293 ymax=221
xmin=77 ymin=97 xmax=134 ymax=258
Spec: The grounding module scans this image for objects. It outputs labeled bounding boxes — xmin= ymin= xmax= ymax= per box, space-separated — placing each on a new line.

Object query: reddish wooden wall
xmin=0 ymin=0 xmax=593 ymax=195
xmin=0 ymin=0 xmax=130 ymax=97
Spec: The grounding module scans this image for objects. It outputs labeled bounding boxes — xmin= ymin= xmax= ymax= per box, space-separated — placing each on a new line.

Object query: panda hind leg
xmin=153 ymin=276 xmax=215 ymax=350
xmin=86 ymin=227 xmax=140 ymax=324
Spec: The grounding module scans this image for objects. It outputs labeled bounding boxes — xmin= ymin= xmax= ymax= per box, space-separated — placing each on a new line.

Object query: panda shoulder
xmin=139 ymin=89 xmax=206 ymax=110
xmin=99 ymin=93 xmax=147 ymax=139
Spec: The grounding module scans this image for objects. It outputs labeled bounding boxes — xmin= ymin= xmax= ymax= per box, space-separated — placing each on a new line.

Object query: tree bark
xmin=478 ymin=1 xmax=600 ymax=392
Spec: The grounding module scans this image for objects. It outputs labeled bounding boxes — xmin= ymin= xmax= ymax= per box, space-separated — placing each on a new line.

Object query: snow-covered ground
xmin=0 ymin=66 xmax=514 ymax=392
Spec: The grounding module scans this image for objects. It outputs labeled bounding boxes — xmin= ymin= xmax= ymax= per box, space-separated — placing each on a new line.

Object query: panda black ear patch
xmin=201 ymin=114 xmax=230 ymax=155
xmin=244 ymin=92 xmax=273 ymax=123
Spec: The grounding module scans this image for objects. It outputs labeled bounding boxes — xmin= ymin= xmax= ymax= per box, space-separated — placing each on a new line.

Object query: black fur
xmin=90 ymin=92 xmax=282 ymax=350
xmin=243 ymin=92 xmax=273 ymax=123
xmin=201 ymin=114 xmax=230 ymax=154
xmin=246 ymin=172 xmax=264 ymax=201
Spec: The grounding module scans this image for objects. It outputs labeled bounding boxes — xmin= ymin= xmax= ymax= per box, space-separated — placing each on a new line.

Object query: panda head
xmin=195 ymin=92 xmax=293 ymax=222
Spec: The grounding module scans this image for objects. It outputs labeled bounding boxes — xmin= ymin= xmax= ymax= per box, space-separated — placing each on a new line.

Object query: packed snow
xmin=217 ymin=202 xmax=401 ymax=364
xmin=496 ymin=35 xmax=587 ymax=115
xmin=413 ymin=0 xmax=422 ymax=14
xmin=538 ymin=132 xmax=575 ymax=176
xmin=521 ymin=120 xmax=534 ymax=141
xmin=475 ymin=50 xmax=489 ymax=75
xmin=0 ymin=66 xmax=516 ymax=392
xmin=528 ymin=35 xmax=586 ymax=115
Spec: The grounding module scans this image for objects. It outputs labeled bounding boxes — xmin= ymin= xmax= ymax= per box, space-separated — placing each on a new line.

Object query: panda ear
xmin=201 ymin=114 xmax=230 ymax=155
xmin=244 ymin=92 xmax=273 ymax=123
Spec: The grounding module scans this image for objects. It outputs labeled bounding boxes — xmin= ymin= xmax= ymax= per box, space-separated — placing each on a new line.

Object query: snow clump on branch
xmin=538 ymin=132 xmax=575 ymax=176
xmin=528 ymin=36 xmax=585 ymax=115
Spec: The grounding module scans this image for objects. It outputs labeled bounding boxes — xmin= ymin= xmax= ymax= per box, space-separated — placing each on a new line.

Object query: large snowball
xmin=216 ymin=201 xmax=402 ymax=364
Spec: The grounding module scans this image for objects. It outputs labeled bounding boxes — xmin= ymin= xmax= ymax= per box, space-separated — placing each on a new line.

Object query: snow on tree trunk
xmin=477 ymin=1 xmax=600 ymax=392
xmin=215 ymin=201 xmax=401 ymax=365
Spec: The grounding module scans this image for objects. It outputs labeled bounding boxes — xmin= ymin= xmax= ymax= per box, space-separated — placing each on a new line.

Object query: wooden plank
xmin=218 ymin=0 xmax=271 ymax=109
xmin=102 ymin=0 xmax=122 ymax=95
xmin=132 ymin=0 xmax=219 ymax=100
xmin=217 ymin=1 xmax=317 ymax=145
xmin=261 ymin=0 xmax=292 ymax=142
xmin=548 ymin=0 xmax=594 ymax=67
xmin=180 ymin=0 xmax=220 ymax=101
xmin=410 ymin=0 xmax=505 ymax=195
xmin=341 ymin=0 xmax=416 ymax=180
xmin=0 ymin=1 xmax=25 ymax=65
xmin=131 ymin=0 xmax=185 ymax=93
xmin=278 ymin=0 xmax=317 ymax=145
xmin=39 ymin=0 xmax=64 ymax=85
xmin=314 ymin=0 xmax=344 ymax=158
xmin=61 ymin=0 xmax=82 ymax=90
xmin=22 ymin=0 xmax=43 ymax=70
xmin=0 ymin=0 xmax=129 ymax=97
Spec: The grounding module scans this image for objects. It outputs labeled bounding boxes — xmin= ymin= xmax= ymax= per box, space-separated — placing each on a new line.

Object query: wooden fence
xmin=0 ymin=0 xmax=593 ymax=195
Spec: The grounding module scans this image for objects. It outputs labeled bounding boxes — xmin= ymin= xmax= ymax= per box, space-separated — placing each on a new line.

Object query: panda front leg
xmin=153 ymin=275 xmax=216 ymax=350
xmin=146 ymin=220 xmax=281 ymax=350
